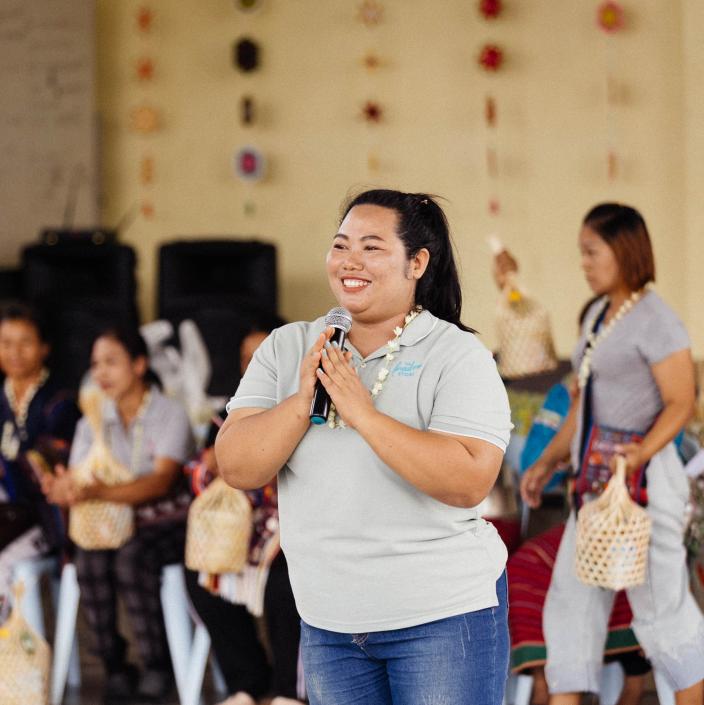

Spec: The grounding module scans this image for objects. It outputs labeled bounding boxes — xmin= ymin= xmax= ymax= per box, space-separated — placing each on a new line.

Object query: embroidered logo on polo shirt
xmin=391 ymin=361 xmax=422 ymax=377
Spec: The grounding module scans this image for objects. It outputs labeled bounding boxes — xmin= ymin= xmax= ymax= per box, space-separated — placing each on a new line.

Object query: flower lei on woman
xmin=328 ymin=306 xmax=422 ymax=429
xmin=577 ymin=290 xmax=642 ymax=389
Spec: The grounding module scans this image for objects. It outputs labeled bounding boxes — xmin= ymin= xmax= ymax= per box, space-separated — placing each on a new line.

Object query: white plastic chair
xmin=49 ymin=561 xmax=224 ymax=705
xmin=181 ymin=620 xmax=227 ymax=705
xmin=11 ymin=555 xmax=81 ymax=701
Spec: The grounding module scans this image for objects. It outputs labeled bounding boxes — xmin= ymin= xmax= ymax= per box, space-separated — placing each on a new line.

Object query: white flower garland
xmin=1 ymin=368 xmax=50 ymax=461
xmin=577 ymin=290 xmax=642 ymax=389
xmin=328 ymin=306 xmax=422 ymax=429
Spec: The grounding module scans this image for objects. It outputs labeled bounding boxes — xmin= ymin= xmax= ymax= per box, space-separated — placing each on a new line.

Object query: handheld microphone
xmin=310 ymin=307 xmax=352 ymax=425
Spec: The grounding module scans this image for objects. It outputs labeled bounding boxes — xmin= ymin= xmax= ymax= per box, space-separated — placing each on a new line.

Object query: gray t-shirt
xmin=227 ymin=310 xmax=513 ymax=632
xmin=571 ymin=290 xmax=690 ymax=466
xmin=69 ymin=388 xmax=194 ymax=476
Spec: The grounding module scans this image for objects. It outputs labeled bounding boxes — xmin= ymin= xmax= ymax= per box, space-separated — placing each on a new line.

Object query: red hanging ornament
xmin=141 ymin=200 xmax=155 ymax=219
xmin=136 ymin=57 xmax=155 ymax=82
xmin=485 ymin=96 xmax=497 ymax=127
xmin=597 ymin=1 xmax=624 ymax=34
xmin=479 ymin=0 xmax=503 ymax=20
xmin=136 ymin=7 xmax=154 ymax=33
xmin=362 ymin=100 xmax=383 ymax=123
xmin=488 ymin=198 xmax=501 ymax=216
xmin=479 ymin=44 xmax=504 ymax=72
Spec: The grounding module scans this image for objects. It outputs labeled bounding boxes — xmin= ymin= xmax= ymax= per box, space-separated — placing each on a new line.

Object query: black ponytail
xmin=341 ymin=189 xmax=474 ymax=332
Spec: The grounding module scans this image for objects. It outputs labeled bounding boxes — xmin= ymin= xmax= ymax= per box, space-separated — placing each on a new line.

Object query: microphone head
xmin=324 ymin=307 xmax=352 ymax=333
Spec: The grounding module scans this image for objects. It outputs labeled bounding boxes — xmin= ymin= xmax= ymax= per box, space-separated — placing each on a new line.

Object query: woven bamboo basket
xmin=496 ymin=285 xmax=558 ymax=379
xmin=185 ymin=478 xmax=253 ymax=574
xmin=575 ymin=456 xmax=651 ymax=590
xmin=68 ymin=389 xmax=135 ymax=550
xmin=0 ymin=584 xmax=50 ymax=705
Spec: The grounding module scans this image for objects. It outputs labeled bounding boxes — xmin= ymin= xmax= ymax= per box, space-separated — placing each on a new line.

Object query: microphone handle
xmin=309 ymin=326 xmax=347 ymax=424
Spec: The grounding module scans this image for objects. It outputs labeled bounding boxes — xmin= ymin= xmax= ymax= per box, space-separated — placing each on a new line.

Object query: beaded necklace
xmin=1 ymin=368 xmax=50 ymax=460
xmin=328 ymin=306 xmax=422 ymax=429
xmin=577 ymin=290 xmax=642 ymax=389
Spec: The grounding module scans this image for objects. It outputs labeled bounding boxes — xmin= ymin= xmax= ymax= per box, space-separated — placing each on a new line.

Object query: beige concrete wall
xmin=96 ymin=0 xmax=699 ymax=355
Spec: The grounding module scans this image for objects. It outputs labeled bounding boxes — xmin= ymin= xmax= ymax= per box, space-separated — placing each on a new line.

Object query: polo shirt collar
xmin=351 ymin=309 xmax=438 ymax=362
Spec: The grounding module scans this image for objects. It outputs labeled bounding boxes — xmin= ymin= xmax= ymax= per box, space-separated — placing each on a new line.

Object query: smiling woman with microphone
xmin=215 ymin=189 xmax=512 ymax=705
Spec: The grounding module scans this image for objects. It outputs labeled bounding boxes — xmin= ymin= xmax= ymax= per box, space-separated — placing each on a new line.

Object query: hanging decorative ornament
xmin=240 ymin=95 xmax=255 ymax=126
xmin=139 ymin=156 xmax=155 ymax=185
xmin=485 ymin=95 xmax=497 ymax=127
xmin=479 ymin=0 xmax=503 ymax=20
xmin=234 ymin=0 xmax=263 ymax=12
xmin=136 ymin=6 xmax=154 ymax=33
xmin=141 ymin=200 xmax=155 ymax=219
xmin=243 ymin=200 xmax=257 ymax=216
xmin=488 ymin=198 xmax=501 ymax=216
xmin=486 ymin=147 xmax=499 ymax=178
xmin=607 ymin=150 xmax=618 ymax=180
xmin=135 ymin=57 xmax=155 ymax=82
xmin=361 ymin=100 xmax=383 ymax=123
xmin=234 ymin=146 xmax=266 ymax=181
xmin=358 ymin=0 xmax=383 ymax=27
xmin=129 ymin=105 xmax=161 ymax=134
xmin=597 ymin=1 xmax=625 ymax=33
xmin=234 ymin=38 xmax=260 ymax=72
xmin=479 ymin=44 xmax=504 ymax=71
xmin=362 ymin=52 xmax=382 ymax=71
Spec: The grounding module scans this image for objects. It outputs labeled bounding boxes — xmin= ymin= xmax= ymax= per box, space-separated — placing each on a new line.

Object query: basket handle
xmin=613 ymin=454 xmax=627 ymax=484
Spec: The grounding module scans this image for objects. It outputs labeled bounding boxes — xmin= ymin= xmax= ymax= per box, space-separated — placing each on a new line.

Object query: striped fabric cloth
xmin=507 ymin=523 xmax=640 ymax=673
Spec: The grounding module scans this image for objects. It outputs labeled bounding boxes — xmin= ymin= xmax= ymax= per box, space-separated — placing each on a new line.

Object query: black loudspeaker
xmin=0 ymin=268 xmax=22 ymax=305
xmin=158 ymin=239 xmax=277 ymax=396
xmin=21 ymin=243 xmax=139 ymax=390
xmin=41 ymin=228 xmax=117 ymax=247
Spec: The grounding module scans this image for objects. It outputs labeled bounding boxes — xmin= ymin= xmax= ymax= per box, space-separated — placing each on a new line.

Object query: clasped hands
xmin=40 ymin=464 xmax=106 ymax=507
xmin=297 ymin=326 xmax=377 ymax=430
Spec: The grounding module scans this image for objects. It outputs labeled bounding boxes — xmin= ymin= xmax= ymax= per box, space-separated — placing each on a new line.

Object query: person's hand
xmin=72 ymin=478 xmax=108 ymax=502
xmin=520 ymin=460 xmax=553 ymax=509
xmin=295 ymin=327 xmax=334 ymax=415
xmin=42 ymin=464 xmax=79 ymax=507
xmin=316 ymin=340 xmax=375 ymax=430
xmin=492 ymin=250 xmax=518 ymax=290
xmin=611 ymin=444 xmax=645 ymax=477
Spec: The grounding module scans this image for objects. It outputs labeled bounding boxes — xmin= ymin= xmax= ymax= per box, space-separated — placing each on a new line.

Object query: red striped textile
xmin=507 ymin=523 xmax=640 ymax=673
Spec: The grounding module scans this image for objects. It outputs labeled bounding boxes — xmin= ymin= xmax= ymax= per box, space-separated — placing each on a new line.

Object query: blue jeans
xmin=300 ymin=572 xmax=509 ymax=705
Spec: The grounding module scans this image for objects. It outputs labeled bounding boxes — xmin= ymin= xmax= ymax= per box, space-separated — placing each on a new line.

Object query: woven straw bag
xmin=495 ymin=281 xmax=558 ymax=379
xmin=185 ymin=477 xmax=253 ymax=574
xmin=69 ymin=389 xmax=135 ymax=550
xmin=0 ymin=584 xmax=51 ymax=705
xmin=575 ymin=456 xmax=651 ymax=590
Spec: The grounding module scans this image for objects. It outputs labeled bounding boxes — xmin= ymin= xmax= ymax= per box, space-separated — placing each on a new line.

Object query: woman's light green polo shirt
xmin=227 ymin=310 xmax=513 ymax=632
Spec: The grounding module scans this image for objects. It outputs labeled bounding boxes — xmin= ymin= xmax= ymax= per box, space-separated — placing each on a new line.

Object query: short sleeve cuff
xmin=226 ymin=394 xmax=277 ymax=414
xmin=428 ymin=419 xmax=511 ymax=451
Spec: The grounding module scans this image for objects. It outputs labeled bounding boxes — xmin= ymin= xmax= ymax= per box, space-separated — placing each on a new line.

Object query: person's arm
xmin=216 ymin=328 xmax=331 ymax=490
xmin=355 ymin=414 xmax=504 ymax=507
xmin=615 ymin=348 xmax=695 ymax=474
xmin=314 ymin=341 xmax=510 ymax=508
xmin=77 ymin=457 xmax=182 ymax=505
xmin=519 ymin=396 xmax=578 ymax=508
